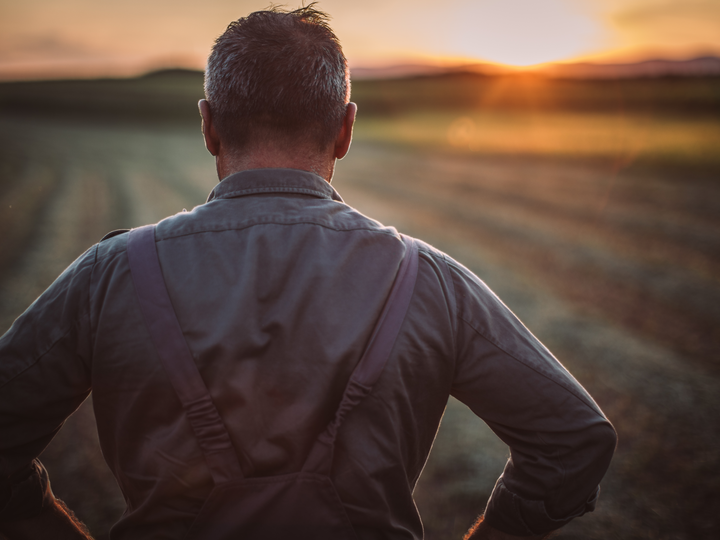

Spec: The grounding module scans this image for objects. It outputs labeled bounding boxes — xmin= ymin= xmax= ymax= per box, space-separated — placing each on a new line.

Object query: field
xmin=1 ymin=71 xmax=719 ymax=539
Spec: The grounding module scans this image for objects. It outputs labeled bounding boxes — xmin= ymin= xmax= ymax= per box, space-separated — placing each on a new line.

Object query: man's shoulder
xmin=94 ymin=228 xmax=132 ymax=265
xmin=410 ymin=236 xmax=449 ymax=260
xmin=405 ymin=236 xmax=464 ymax=279
xmin=100 ymin=229 xmax=130 ymax=242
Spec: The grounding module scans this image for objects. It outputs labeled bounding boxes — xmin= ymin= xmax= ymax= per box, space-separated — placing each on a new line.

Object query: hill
xmin=1 ymin=66 xmax=719 ymax=124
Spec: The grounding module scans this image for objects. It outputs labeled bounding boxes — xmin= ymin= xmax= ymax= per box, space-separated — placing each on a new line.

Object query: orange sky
xmin=1 ymin=0 xmax=719 ymax=80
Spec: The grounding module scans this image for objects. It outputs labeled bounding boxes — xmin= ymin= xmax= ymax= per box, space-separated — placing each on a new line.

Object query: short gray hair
xmin=204 ymin=4 xmax=350 ymax=150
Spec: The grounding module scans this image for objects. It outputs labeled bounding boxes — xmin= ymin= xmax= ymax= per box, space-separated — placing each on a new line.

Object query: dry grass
xmin=354 ymin=111 xmax=720 ymax=168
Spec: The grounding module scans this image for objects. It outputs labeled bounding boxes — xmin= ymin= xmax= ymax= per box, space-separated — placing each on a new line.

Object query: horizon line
xmin=2 ymin=54 xmax=720 ymax=83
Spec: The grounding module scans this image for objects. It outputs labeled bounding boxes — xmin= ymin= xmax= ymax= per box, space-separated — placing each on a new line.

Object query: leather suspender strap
xmin=127 ymin=225 xmax=419 ymax=482
xmin=127 ymin=225 xmax=243 ymax=484
xmin=302 ymin=234 xmax=419 ymax=475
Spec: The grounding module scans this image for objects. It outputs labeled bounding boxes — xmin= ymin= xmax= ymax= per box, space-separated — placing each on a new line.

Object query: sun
xmin=455 ymin=0 xmax=603 ymax=67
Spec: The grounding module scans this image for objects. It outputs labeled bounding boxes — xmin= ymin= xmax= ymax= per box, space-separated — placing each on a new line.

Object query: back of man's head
xmin=204 ymin=5 xmax=350 ymax=154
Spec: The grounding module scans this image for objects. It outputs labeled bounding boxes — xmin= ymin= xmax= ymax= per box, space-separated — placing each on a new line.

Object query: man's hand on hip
xmin=464 ymin=516 xmax=552 ymax=540
xmin=0 ymin=498 xmax=93 ymax=540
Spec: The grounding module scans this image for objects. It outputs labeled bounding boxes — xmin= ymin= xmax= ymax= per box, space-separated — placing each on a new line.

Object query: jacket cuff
xmin=482 ymin=477 xmax=599 ymax=536
xmin=0 ymin=459 xmax=55 ymax=522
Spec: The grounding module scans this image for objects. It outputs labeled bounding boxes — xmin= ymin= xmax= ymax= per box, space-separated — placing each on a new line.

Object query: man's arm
xmin=0 ymin=248 xmax=96 ymax=540
xmin=444 ymin=256 xmax=617 ymax=537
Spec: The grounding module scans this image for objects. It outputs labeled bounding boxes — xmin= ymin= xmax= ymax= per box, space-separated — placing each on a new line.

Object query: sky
xmin=1 ymin=0 xmax=719 ymax=80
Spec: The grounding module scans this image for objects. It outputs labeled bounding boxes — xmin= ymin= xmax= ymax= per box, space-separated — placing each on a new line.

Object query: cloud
xmin=613 ymin=1 xmax=720 ymax=25
xmin=607 ymin=0 xmax=720 ymax=52
xmin=0 ymin=34 xmax=100 ymax=61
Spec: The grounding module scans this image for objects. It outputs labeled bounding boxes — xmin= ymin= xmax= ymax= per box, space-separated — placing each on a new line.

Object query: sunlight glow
xmin=455 ymin=0 xmax=602 ymax=66
xmin=2 ymin=0 xmax=720 ymax=80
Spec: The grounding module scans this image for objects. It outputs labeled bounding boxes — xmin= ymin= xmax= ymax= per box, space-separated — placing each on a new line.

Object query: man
xmin=0 ymin=6 xmax=616 ymax=540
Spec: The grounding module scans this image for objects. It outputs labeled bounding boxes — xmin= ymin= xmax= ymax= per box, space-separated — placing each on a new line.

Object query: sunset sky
xmin=1 ymin=0 xmax=719 ymax=80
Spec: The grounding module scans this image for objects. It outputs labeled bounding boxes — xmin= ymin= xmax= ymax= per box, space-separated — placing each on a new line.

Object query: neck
xmin=216 ymin=145 xmax=335 ymax=183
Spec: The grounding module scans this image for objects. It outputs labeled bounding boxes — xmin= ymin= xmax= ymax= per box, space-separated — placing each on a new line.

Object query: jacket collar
xmin=206 ymin=168 xmax=344 ymax=203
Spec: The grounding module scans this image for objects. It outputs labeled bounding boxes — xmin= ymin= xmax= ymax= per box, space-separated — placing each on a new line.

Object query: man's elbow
xmin=592 ymin=419 xmax=618 ymax=476
xmin=541 ymin=417 xmax=617 ymax=527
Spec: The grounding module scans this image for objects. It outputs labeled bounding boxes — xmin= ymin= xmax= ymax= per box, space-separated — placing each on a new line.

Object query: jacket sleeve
xmin=0 ymin=247 xmax=96 ymax=521
xmin=444 ymin=256 xmax=617 ymax=536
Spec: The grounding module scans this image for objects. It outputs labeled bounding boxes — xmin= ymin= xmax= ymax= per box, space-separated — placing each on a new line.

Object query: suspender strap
xmin=303 ymin=235 xmax=419 ymax=475
xmin=127 ymin=225 xmax=244 ymax=484
xmin=128 ymin=225 xmax=419 ymax=482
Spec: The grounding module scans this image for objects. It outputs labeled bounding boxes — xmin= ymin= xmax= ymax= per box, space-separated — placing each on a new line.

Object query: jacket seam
xmin=87 ymin=244 xmax=99 ymax=369
xmin=439 ymin=252 xmax=459 ymax=365
xmin=1 ymin=245 xmax=97 ymax=389
xmin=157 ymin=221 xmax=400 ymax=243
xmin=536 ymin=429 xmax=566 ymax=508
xmin=0 ymin=326 xmax=75 ymax=390
xmin=212 ymin=186 xmax=334 ymax=200
xmin=457 ymin=314 xmax=601 ymax=414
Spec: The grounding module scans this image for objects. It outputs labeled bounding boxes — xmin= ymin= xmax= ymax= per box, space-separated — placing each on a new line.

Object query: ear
xmin=199 ymin=99 xmax=221 ymax=157
xmin=333 ymin=102 xmax=357 ymax=160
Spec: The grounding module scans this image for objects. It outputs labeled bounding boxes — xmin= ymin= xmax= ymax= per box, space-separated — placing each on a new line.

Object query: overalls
xmin=127 ymin=225 xmax=418 ymax=539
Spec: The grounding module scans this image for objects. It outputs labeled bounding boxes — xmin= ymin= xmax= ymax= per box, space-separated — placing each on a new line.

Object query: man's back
xmin=2 ymin=168 xmax=614 ymax=539
xmin=82 ymin=168 xmax=452 ymax=538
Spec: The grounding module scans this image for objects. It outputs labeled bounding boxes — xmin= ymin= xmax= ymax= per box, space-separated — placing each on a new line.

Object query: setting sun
xmin=453 ymin=0 xmax=602 ymax=66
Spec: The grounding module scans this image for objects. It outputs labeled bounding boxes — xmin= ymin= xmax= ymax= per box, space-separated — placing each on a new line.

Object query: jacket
xmin=0 ymin=168 xmax=616 ymax=538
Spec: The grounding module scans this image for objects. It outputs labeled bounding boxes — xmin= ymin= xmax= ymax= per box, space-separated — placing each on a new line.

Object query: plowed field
xmin=1 ymin=81 xmax=719 ymax=539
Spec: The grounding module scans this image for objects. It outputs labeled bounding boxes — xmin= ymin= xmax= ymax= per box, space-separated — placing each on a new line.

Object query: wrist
xmin=464 ymin=516 xmax=551 ymax=540
xmin=0 ymin=498 xmax=93 ymax=540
